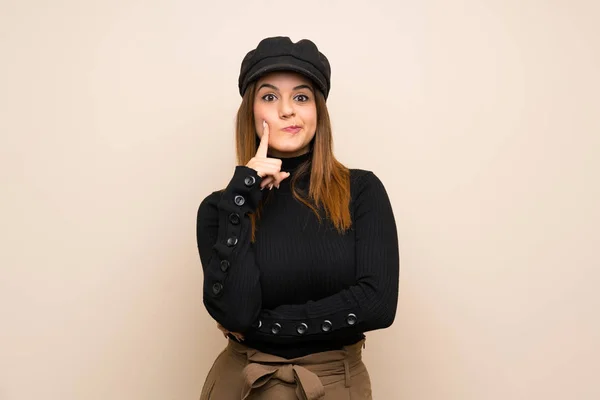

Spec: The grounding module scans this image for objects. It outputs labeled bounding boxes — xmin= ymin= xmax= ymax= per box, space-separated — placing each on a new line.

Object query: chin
xmin=272 ymin=141 xmax=303 ymax=152
xmin=273 ymin=147 xmax=302 ymax=155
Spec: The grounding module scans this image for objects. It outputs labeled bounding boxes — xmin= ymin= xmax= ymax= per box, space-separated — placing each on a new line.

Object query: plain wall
xmin=1 ymin=0 xmax=599 ymax=399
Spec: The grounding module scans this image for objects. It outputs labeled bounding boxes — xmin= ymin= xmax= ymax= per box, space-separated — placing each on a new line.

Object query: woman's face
xmin=253 ymin=71 xmax=317 ymax=158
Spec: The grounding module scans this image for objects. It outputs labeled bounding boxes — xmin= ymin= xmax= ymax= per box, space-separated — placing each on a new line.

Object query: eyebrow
xmin=257 ymin=83 xmax=314 ymax=92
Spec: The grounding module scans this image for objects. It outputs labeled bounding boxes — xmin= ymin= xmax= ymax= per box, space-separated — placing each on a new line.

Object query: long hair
xmin=234 ymin=82 xmax=352 ymax=242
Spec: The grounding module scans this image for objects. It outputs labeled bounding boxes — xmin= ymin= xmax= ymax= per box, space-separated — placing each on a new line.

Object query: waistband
xmin=226 ymin=338 xmax=366 ymax=400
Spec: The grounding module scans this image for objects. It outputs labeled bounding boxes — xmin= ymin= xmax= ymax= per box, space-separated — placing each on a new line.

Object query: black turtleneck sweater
xmin=196 ymin=151 xmax=399 ymax=359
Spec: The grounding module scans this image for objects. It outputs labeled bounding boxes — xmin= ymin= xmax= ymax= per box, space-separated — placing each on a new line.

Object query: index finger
xmin=256 ymin=120 xmax=269 ymax=158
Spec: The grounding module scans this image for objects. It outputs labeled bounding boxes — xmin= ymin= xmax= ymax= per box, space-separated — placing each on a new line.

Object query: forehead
xmin=255 ymin=71 xmax=313 ymax=89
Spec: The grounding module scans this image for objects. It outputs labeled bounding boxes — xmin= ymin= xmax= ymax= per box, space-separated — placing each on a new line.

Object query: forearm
xmin=246 ymin=268 xmax=398 ymax=343
xmin=197 ymin=166 xmax=264 ymax=332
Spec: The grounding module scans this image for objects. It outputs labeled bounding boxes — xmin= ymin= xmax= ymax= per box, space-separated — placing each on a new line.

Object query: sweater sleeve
xmin=196 ymin=166 xmax=264 ymax=332
xmin=246 ymin=171 xmax=400 ymax=342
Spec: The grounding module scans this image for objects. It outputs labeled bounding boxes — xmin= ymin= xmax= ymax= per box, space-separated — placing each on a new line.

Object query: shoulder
xmin=348 ymin=168 xmax=392 ymax=208
xmin=197 ymin=189 xmax=225 ymax=219
xmin=349 ymin=168 xmax=387 ymax=191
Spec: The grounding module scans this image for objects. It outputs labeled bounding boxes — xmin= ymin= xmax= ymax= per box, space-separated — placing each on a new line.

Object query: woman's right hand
xmin=246 ymin=121 xmax=290 ymax=190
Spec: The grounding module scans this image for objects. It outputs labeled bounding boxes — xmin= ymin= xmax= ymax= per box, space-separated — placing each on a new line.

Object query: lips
xmin=282 ymin=125 xmax=302 ymax=134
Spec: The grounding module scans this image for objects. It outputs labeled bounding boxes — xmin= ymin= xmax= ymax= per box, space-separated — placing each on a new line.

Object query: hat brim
xmin=241 ymin=55 xmax=329 ymax=98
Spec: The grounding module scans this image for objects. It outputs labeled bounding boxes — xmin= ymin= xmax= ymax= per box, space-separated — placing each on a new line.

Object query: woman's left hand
xmin=217 ymin=323 xmax=245 ymax=341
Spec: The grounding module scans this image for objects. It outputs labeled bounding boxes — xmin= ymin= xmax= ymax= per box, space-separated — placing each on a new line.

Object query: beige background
xmin=1 ymin=0 xmax=599 ymax=399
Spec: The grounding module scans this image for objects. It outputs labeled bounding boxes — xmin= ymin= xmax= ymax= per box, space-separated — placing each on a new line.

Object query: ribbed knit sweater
xmin=196 ymin=151 xmax=399 ymax=359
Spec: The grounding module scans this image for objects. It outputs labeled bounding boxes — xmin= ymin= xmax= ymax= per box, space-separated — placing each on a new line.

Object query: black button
xmin=244 ymin=176 xmax=256 ymax=187
xmin=321 ymin=320 xmax=332 ymax=332
xmin=271 ymin=323 xmax=282 ymax=335
xmin=226 ymin=237 xmax=238 ymax=247
xmin=346 ymin=313 xmax=357 ymax=326
xmin=212 ymin=282 xmax=223 ymax=295
xmin=220 ymin=260 xmax=230 ymax=272
xmin=234 ymin=195 xmax=245 ymax=206
xmin=296 ymin=323 xmax=308 ymax=335
xmin=228 ymin=213 xmax=240 ymax=225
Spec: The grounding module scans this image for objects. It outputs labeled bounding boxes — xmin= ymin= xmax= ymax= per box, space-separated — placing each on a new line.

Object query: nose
xmin=278 ymin=98 xmax=295 ymax=119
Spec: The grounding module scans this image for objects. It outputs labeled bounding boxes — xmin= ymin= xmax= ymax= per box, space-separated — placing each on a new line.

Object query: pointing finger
xmin=256 ymin=120 xmax=269 ymax=158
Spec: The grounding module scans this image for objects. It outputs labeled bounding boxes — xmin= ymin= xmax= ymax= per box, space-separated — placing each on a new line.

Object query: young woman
xmin=196 ymin=36 xmax=399 ymax=399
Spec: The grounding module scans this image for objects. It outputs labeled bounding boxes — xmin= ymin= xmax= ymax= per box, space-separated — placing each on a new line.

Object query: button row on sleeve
xmin=255 ymin=313 xmax=358 ymax=336
xmin=234 ymin=173 xmax=258 ymax=207
xmin=212 ymin=174 xmax=255 ymax=297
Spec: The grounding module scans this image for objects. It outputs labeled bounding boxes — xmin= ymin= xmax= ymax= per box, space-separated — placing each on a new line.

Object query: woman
xmin=196 ymin=36 xmax=399 ymax=399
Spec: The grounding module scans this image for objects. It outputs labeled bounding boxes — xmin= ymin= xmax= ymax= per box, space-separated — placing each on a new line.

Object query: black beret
xmin=238 ymin=36 xmax=331 ymax=99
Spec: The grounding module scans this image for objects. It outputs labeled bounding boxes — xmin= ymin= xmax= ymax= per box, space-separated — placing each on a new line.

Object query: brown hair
xmin=234 ymin=81 xmax=352 ymax=242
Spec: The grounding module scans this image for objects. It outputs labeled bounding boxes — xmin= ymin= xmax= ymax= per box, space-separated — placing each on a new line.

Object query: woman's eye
xmin=295 ymin=94 xmax=309 ymax=102
xmin=262 ymin=94 xmax=277 ymax=102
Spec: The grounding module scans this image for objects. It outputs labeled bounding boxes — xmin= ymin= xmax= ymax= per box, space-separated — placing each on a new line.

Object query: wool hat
xmin=238 ymin=36 xmax=331 ymax=99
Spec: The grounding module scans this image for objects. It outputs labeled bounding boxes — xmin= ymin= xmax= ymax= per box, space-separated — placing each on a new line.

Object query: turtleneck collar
xmin=264 ymin=150 xmax=312 ymax=194
xmin=277 ymin=150 xmax=313 ymax=173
